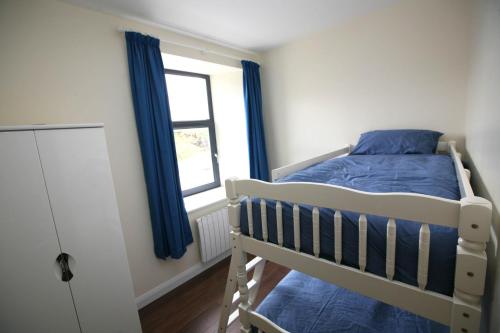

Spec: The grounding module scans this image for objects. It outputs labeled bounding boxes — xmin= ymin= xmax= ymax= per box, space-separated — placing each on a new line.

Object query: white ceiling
xmin=64 ymin=0 xmax=399 ymax=52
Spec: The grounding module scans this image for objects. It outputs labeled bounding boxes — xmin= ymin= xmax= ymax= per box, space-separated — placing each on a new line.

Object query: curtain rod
xmin=118 ymin=29 xmax=260 ymax=65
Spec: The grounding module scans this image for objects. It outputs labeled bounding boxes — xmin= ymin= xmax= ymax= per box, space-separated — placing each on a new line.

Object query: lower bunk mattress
xmin=253 ymin=270 xmax=449 ymax=333
xmin=240 ymin=154 xmax=461 ymax=296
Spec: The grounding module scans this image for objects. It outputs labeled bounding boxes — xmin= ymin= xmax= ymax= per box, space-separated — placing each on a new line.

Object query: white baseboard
xmin=135 ymin=251 xmax=231 ymax=309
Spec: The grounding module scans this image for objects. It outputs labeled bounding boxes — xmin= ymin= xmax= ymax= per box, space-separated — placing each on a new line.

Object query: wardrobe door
xmin=34 ymin=127 xmax=141 ymax=333
xmin=0 ymin=131 xmax=81 ymax=333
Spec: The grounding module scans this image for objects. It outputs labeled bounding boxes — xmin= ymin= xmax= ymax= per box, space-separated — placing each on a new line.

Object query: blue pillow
xmin=351 ymin=129 xmax=443 ymax=155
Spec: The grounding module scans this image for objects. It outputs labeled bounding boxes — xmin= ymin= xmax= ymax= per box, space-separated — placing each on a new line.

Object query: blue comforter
xmin=240 ymin=154 xmax=460 ymax=296
xmin=254 ymin=270 xmax=449 ymax=333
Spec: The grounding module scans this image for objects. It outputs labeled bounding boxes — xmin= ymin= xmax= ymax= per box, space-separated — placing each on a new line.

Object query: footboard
xmin=220 ymin=142 xmax=492 ymax=333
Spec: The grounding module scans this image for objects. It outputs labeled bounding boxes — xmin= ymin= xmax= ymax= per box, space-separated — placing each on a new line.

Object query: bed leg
xmin=248 ymin=258 xmax=266 ymax=307
xmin=451 ymin=197 xmax=491 ymax=333
xmin=218 ymin=178 xmax=246 ymax=333
xmin=226 ymin=179 xmax=252 ymax=333
xmin=218 ymin=246 xmax=239 ymax=333
xmin=237 ymin=250 xmax=252 ymax=333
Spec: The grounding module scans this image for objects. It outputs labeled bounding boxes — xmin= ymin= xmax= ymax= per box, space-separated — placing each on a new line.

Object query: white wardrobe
xmin=0 ymin=124 xmax=141 ymax=333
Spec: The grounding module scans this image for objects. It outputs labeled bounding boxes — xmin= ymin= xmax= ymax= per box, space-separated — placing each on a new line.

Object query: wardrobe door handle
xmin=56 ymin=253 xmax=74 ymax=282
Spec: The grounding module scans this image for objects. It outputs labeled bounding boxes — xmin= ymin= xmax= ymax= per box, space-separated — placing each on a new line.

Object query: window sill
xmin=184 ymin=187 xmax=227 ymax=220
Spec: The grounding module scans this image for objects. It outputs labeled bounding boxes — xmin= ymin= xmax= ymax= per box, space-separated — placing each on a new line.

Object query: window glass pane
xmin=174 ymin=127 xmax=215 ymax=191
xmin=166 ymin=74 xmax=210 ymax=121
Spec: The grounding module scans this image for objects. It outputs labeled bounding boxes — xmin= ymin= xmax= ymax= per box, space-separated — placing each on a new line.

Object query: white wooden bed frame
xmin=218 ymin=141 xmax=492 ymax=333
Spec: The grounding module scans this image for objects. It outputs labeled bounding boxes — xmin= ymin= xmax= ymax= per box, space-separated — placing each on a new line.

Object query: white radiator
xmin=196 ymin=207 xmax=231 ymax=263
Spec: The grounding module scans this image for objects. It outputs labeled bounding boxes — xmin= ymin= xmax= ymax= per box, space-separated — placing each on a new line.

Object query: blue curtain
xmin=125 ymin=32 xmax=193 ymax=259
xmin=242 ymin=60 xmax=270 ymax=181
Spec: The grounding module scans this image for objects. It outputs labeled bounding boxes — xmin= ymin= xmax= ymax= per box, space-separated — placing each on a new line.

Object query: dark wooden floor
xmin=139 ymin=257 xmax=289 ymax=333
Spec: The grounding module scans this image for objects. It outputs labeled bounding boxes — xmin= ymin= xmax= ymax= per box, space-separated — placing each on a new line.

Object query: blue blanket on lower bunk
xmin=254 ymin=270 xmax=449 ymax=333
xmin=240 ymin=154 xmax=460 ymax=296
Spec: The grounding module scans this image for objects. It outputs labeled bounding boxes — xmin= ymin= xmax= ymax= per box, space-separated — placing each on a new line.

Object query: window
xmin=165 ymin=69 xmax=220 ymax=196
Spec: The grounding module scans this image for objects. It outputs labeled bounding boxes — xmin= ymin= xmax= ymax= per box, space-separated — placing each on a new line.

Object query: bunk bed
xmin=218 ymin=130 xmax=492 ymax=333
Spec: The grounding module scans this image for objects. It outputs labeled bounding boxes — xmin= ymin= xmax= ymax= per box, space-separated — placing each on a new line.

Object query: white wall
xmin=0 ymin=0 xmax=260 ymax=301
xmin=261 ymin=0 xmax=473 ymax=169
xmin=211 ymin=71 xmax=250 ymax=182
xmin=464 ymin=0 xmax=500 ymax=332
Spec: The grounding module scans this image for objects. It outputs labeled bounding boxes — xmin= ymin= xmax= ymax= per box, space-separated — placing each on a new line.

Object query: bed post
xmin=219 ymin=178 xmax=253 ymax=333
xmin=219 ymin=178 xmax=243 ymax=333
xmin=451 ymin=197 xmax=492 ymax=333
xmin=227 ymin=178 xmax=252 ymax=333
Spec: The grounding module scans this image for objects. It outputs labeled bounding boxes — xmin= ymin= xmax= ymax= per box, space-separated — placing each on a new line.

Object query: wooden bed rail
xmin=219 ymin=141 xmax=492 ymax=333
xmin=449 ymin=141 xmax=474 ymax=199
xmin=231 ymin=179 xmax=461 ymax=228
xmin=271 ymin=145 xmax=351 ymax=181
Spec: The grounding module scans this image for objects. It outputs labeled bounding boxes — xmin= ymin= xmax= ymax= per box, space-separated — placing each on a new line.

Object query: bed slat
xmin=359 ymin=214 xmax=367 ymax=272
xmin=418 ymin=224 xmax=430 ymax=289
xmin=246 ymin=198 xmax=254 ymax=238
xmin=334 ymin=210 xmax=342 ymax=264
xmin=293 ymin=204 xmax=300 ymax=251
xmin=313 ymin=207 xmax=320 ymax=257
xmin=260 ymin=199 xmax=268 ymax=242
xmin=276 ymin=201 xmax=283 ymax=247
xmin=386 ymin=218 xmax=396 ymax=280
